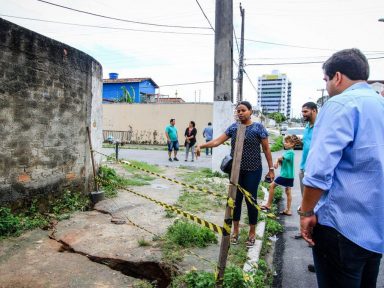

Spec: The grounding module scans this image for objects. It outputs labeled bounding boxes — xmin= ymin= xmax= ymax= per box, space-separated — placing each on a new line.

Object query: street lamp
xmin=379 ymin=18 xmax=384 ymax=22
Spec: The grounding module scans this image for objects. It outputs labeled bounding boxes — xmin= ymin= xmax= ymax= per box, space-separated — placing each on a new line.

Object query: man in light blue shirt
xmin=203 ymin=122 xmax=213 ymax=155
xmin=299 ymin=48 xmax=383 ymax=287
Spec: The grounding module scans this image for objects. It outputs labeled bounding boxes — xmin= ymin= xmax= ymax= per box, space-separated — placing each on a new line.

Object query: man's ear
xmin=334 ymin=71 xmax=343 ymax=86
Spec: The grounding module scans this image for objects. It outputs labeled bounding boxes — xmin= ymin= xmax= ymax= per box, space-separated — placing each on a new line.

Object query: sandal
xmin=260 ymin=205 xmax=271 ymax=212
xmin=231 ymin=234 xmax=239 ymax=245
xmin=280 ymin=210 xmax=292 ymax=216
xmin=246 ymin=238 xmax=255 ymax=248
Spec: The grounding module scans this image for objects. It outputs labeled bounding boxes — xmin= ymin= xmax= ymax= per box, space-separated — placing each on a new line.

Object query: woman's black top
xmin=225 ymin=122 xmax=268 ymax=171
xmin=184 ymin=127 xmax=197 ymax=146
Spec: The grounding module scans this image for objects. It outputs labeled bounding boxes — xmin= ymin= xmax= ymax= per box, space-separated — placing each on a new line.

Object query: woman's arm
xmin=261 ymin=137 xmax=275 ymax=179
xmin=195 ymin=133 xmax=229 ymax=156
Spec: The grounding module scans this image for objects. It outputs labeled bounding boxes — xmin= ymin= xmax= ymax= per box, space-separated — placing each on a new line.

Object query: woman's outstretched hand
xmin=195 ymin=145 xmax=201 ymax=158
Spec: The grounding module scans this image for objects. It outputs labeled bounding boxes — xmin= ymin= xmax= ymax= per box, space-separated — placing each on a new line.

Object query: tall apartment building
xmin=257 ymin=70 xmax=292 ymax=118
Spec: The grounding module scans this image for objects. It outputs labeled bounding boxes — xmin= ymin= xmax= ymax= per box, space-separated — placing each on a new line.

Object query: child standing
xmin=261 ymin=135 xmax=300 ymax=215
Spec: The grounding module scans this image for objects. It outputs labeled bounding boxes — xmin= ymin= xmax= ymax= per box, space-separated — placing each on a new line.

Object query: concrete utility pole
xmin=212 ymin=0 xmax=233 ymax=172
xmin=213 ymin=1 xmax=234 ymax=286
xmin=236 ymin=3 xmax=245 ymax=103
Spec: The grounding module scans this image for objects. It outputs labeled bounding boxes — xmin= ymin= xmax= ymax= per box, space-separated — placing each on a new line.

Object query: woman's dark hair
xmin=322 ymin=48 xmax=369 ymax=81
xmin=190 ymin=121 xmax=195 ymax=127
xmin=236 ymin=101 xmax=252 ymax=110
xmin=302 ymin=102 xmax=318 ymax=112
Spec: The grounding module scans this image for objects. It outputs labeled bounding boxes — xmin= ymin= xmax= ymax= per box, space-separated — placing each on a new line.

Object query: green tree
xmin=118 ymin=86 xmax=134 ymax=103
xmin=268 ymin=112 xmax=286 ymax=124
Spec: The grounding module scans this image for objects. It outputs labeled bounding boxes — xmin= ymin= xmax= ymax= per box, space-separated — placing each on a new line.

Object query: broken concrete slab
xmin=0 ymin=229 xmax=137 ymax=288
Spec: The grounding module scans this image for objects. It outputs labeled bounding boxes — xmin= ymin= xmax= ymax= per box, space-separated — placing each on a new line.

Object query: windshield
xmin=286 ymin=129 xmax=304 ymax=135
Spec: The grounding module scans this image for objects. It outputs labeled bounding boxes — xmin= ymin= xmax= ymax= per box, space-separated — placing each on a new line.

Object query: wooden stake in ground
xmin=216 ymin=124 xmax=245 ymax=287
xmin=86 ymin=126 xmax=99 ymax=191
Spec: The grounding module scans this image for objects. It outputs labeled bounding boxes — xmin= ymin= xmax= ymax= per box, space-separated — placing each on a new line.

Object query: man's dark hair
xmin=170 ymin=118 xmax=175 ymax=123
xmin=302 ymin=102 xmax=318 ymax=112
xmin=322 ymin=48 xmax=369 ymax=81
xmin=208 ymin=122 xmax=212 ymax=126
xmin=190 ymin=121 xmax=195 ymax=127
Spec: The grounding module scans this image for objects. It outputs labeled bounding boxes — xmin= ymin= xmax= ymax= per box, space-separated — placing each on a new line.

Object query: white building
xmin=257 ymin=70 xmax=292 ymax=118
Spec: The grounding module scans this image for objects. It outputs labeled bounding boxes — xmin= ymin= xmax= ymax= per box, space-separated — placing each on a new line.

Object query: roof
xmin=103 ymin=77 xmax=159 ymax=88
xmin=157 ymin=97 xmax=185 ymax=103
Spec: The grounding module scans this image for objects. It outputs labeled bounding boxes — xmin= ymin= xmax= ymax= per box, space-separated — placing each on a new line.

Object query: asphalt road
xmin=102 ymin=147 xmax=383 ymax=287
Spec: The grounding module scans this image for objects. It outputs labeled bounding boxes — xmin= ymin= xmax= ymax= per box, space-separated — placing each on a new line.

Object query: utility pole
xmin=317 ymin=88 xmax=326 ymax=107
xmin=236 ymin=3 xmax=245 ymax=103
xmin=214 ymin=1 xmax=233 ymax=102
xmin=214 ymin=1 xmax=234 ymax=286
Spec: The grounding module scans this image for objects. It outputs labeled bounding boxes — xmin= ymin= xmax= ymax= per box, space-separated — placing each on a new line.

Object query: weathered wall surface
xmin=0 ymin=19 xmax=103 ymax=208
xmin=102 ymin=103 xmax=214 ymax=145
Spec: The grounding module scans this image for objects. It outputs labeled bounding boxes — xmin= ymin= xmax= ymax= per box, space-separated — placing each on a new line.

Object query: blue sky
xmin=1 ymin=0 xmax=383 ymax=117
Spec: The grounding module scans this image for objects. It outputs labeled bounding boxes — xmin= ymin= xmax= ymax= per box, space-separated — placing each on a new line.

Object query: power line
xmin=160 ymin=79 xmax=238 ymax=87
xmin=160 ymin=80 xmax=213 ymax=87
xmin=233 ymin=27 xmax=240 ymax=56
xmin=36 ymin=0 xmax=211 ymax=30
xmin=0 ymin=14 xmax=213 ymax=36
xmin=243 ymin=69 xmax=257 ymax=92
xmin=244 ymin=38 xmax=384 ymax=54
xmin=195 ymin=0 xmax=214 ymax=31
xmin=244 ymin=38 xmax=336 ymax=51
xmin=246 ymin=56 xmax=384 ymax=66
xmin=245 ymin=52 xmax=384 ymax=60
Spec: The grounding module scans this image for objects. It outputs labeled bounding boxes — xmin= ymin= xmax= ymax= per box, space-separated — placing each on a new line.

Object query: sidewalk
xmin=0 ymin=162 xmax=225 ymax=287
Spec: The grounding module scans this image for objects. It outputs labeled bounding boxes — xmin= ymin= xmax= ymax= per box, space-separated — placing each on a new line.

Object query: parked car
xmin=280 ymin=123 xmax=288 ymax=135
xmin=284 ymin=127 xmax=305 ymax=149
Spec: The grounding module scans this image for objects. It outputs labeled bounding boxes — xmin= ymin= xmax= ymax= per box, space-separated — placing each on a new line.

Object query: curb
xmin=243 ymin=186 xmax=269 ymax=272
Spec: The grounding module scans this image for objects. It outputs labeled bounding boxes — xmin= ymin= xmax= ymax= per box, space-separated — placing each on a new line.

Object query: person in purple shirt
xmin=299 ymin=48 xmax=384 ymax=287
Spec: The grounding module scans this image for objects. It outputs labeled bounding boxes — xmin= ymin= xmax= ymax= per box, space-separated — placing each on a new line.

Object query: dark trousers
xmin=205 ymin=140 xmax=212 ymax=155
xmin=313 ymin=224 xmax=382 ymax=288
xmin=233 ymin=169 xmax=262 ymax=225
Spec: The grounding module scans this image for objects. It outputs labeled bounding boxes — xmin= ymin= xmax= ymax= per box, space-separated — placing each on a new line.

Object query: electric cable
xmin=36 ymin=0 xmax=212 ymax=30
xmin=195 ymin=0 xmax=214 ymax=31
xmin=0 ymin=14 xmax=213 ymax=36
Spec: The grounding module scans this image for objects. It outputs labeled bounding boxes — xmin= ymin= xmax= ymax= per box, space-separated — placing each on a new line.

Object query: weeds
xmin=123 ymin=160 xmax=163 ymax=174
xmin=98 ymin=165 xmax=157 ymax=197
xmin=0 ymin=191 xmax=90 ymax=239
xmin=161 ymin=220 xmax=217 ymax=265
xmin=176 ymin=189 xmax=220 ymax=213
xmin=170 ymin=262 xmax=271 ymax=288
xmin=176 ymin=168 xmax=228 ymax=213
xmin=270 ymin=135 xmax=283 ymax=152
xmin=138 ymin=238 xmax=151 ymax=247
xmin=228 ymin=229 xmax=248 ymax=266
xmin=166 ymin=220 xmax=217 ymax=248
xmin=132 ymin=279 xmax=154 ymax=288
xmin=98 ymin=166 xmax=130 ymax=198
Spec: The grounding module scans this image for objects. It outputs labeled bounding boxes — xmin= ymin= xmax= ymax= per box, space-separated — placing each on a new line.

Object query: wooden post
xmin=216 ymin=124 xmax=246 ymax=287
xmin=86 ymin=126 xmax=99 ymax=191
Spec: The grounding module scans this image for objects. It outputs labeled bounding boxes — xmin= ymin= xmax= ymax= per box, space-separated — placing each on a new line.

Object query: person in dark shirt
xmin=184 ymin=121 xmax=197 ymax=162
xmin=196 ymin=101 xmax=274 ymax=247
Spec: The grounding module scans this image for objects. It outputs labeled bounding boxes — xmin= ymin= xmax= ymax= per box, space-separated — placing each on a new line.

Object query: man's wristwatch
xmin=269 ymin=167 xmax=274 ymax=171
xmin=297 ymin=206 xmax=315 ymax=217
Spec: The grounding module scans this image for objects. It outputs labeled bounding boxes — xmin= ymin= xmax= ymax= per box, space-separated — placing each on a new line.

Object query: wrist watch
xmin=269 ymin=167 xmax=274 ymax=171
xmin=297 ymin=206 xmax=314 ymax=217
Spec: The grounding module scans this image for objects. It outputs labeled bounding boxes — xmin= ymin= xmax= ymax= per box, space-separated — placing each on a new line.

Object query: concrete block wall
xmin=0 ymin=18 xmax=103 ymax=209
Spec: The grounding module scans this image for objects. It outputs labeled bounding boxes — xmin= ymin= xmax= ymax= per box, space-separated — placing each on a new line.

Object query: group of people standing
xmin=165 ymin=119 xmax=213 ymax=162
xmin=165 ymin=48 xmax=383 ymax=287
